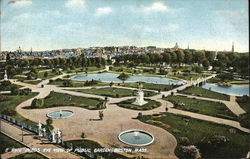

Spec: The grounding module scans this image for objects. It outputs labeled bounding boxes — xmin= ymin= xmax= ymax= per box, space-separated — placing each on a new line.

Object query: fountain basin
xmin=47 ymin=110 xmax=74 ymax=119
xmin=118 ymin=129 xmax=154 ymax=146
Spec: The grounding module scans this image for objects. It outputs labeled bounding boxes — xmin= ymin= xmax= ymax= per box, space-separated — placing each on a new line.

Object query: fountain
xmin=47 ymin=110 xmax=74 ymax=119
xmin=133 ymin=89 xmax=148 ymax=106
xmin=118 ymin=129 xmax=154 ymax=146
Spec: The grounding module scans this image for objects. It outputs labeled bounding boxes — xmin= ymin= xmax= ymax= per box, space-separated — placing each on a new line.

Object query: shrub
xmin=117 ymin=72 xmax=130 ymax=81
xmin=81 ymin=132 xmax=85 ymax=138
xmin=116 ymin=94 xmax=120 ymax=98
xmin=31 ymin=98 xmax=44 ymax=108
xmin=179 ymin=137 xmax=190 ymax=146
xmin=208 ymin=135 xmax=228 ymax=147
xmin=179 ymin=145 xmax=201 ymax=159
xmin=238 ymin=113 xmax=250 ymax=129
xmin=137 ymin=112 xmax=143 ymax=119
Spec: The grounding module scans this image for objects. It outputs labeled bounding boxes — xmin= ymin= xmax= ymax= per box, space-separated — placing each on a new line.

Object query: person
xmin=41 ymin=84 xmax=44 ymax=88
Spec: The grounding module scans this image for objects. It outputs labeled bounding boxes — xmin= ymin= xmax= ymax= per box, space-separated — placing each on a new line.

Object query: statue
xmin=133 ymin=83 xmax=148 ymax=106
xmin=56 ymin=128 xmax=62 ymax=144
xmin=51 ymin=131 xmax=56 ymax=143
xmin=3 ymin=70 xmax=8 ymax=80
xmin=37 ymin=121 xmax=42 ymax=136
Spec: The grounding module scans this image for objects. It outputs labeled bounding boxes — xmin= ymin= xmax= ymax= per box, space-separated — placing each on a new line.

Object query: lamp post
xmin=21 ymin=125 xmax=24 ymax=142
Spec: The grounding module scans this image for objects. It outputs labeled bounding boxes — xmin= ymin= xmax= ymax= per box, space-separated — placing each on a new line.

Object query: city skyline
xmin=0 ymin=0 xmax=249 ymax=52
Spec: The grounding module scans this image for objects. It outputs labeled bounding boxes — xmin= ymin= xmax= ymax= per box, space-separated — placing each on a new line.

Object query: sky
xmin=0 ymin=0 xmax=249 ymax=52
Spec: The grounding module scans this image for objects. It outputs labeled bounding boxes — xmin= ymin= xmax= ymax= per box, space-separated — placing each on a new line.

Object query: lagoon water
xmin=70 ymin=73 xmax=184 ymax=85
xmin=202 ymin=83 xmax=249 ymax=96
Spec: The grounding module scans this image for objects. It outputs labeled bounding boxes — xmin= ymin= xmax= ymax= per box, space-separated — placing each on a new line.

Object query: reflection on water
xmin=70 ymin=73 xmax=184 ymax=85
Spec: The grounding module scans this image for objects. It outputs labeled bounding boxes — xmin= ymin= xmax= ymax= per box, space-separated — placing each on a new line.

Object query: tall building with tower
xmin=231 ymin=42 xmax=234 ymax=53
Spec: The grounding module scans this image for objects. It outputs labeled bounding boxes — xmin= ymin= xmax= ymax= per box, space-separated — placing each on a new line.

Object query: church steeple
xmin=231 ymin=42 xmax=234 ymax=53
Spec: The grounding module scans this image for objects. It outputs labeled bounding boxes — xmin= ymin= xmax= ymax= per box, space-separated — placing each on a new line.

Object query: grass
xmin=180 ymin=86 xmax=230 ymax=101
xmin=164 ymin=95 xmax=238 ymax=121
xmin=168 ymin=73 xmax=208 ymax=81
xmin=0 ymin=83 xmax=22 ymax=91
xmin=0 ymin=132 xmax=23 ymax=154
xmin=37 ymin=70 xmax=60 ymax=79
xmin=48 ymin=78 xmax=109 ymax=87
xmin=63 ymin=66 xmax=105 ymax=73
xmin=22 ymin=80 xmax=42 ymax=85
xmin=116 ymin=82 xmax=178 ymax=91
xmin=67 ymin=87 xmax=157 ymax=98
xmin=138 ymin=112 xmax=249 ymax=159
xmin=42 ymin=92 xmax=104 ymax=110
xmin=48 ymin=80 xmax=86 ymax=87
xmin=10 ymin=153 xmax=48 ymax=159
xmin=63 ymin=139 xmax=130 ymax=159
xmin=0 ymin=92 xmax=39 ymax=126
xmin=117 ymin=98 xmax=161 ymax=110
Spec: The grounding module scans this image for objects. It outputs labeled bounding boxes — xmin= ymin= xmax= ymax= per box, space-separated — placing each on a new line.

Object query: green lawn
xmin=37 ymin=70 xmax=60 ymax=79
xmin=42 ymin=92 xmax=104 ymax=110
xmin=164 ymin=95 xmax=238 ymax=120
xmin=64 ymin=66 xmax=105 ymax=73
xmin=138 ymin=112 xmax=249 ymax=159
xmin=236 ymin=96 xmax=250 ymax=113
xmin=10 ymin=153 xmax=48 ymax=159
xmin=180 ymin=86 xmax=230 ymax=101
xmin=48 ymin=79 xmax=108 ymax=87
xmin=117 ymin=82 xmax=178 ymax=91
xmin=0 ymin=82 xmax=22 ymax=91
xmin=0 ymin=93 xmax=38 ymax=126
xmin=22 ymin=80 xmax=42 ymax=85
xmin=117 ymin=98 xmax=161 ymax=110
xmin=169 ymin=73 xmax=208 ymax=80
xmin=0 ymin=133 xmax=23 ymax=154
xmin=67 ymin=87 xmax=157 ymax=98
xmin=48 ymin=80 xmax=86 ymax=87
xmin=63 ymin=139 xmax=130 ymax=159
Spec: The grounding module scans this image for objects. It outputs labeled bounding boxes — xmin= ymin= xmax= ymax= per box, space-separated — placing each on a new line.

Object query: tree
xmin=176 ymin=50 xmax=185 ymax=66
xmin=184 ymin=50 xmax=193 ymax=64
xmin=202 ymin=59 xmax=210 ymax=68
xmin=162 ymin=52 xmax=171 ymax=64
xmin=117 ymin=73 xmax=130 ymax=81
xmin=31 ymin=98 xmax=44 ymax=108
xmin=44 ymin=118 xmax=54 ymax=131
xmin=99 ymin=111 xmax=104 ymax=120
xmin=205 ymin=51 xmax=215 ymax=63
xmin=44 ymin=71 xmax=48 ymax=78
xmin=194 ymin=51 xmax=205 ymax=64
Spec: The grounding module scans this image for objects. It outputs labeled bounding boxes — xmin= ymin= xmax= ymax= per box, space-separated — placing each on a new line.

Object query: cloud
xmin=9 ymin=0 xmax=32 ymax=8
xmin=144 ymin=2 xmax=168 ymax=12
xmin=65 ymin=0 xmax=85 ymax=8
xmin=132 ymin=24 xmax=179 ymax=33
xmin=95 ymin=7 xmax=112 ymax=16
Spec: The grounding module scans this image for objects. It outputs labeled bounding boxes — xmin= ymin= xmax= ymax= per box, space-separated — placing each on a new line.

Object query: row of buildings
xmin=0 ymin=43 xmax=235 ymax=61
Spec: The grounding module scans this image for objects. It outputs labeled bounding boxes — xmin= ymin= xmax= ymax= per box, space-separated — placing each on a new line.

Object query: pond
xmin=70 ymin=73 xmax=184 ymax=85
xmin=202 ymin=83 xmax=249 ymax=96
